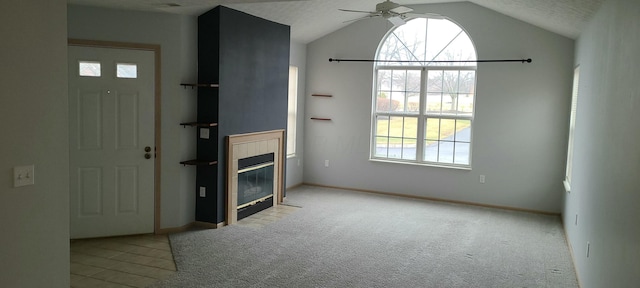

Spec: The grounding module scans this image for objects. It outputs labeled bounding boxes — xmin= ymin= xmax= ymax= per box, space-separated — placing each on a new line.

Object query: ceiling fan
xmin=340 ymin=0 xmax=441 ymax=25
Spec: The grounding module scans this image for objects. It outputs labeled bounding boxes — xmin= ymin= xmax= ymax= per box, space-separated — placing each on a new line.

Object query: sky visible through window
xmin=378 ymin=18 xmax=476 ymax=66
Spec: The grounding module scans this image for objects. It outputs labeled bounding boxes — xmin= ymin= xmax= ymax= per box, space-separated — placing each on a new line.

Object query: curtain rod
xmin=328 ymin=58 xmax=532 ymax=64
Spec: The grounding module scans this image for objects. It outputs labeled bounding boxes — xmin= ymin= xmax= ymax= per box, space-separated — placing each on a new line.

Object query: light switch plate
xmin=200 ymin=128 xmax=210 ymax=139
xmin=199 ymin=186 xmax=206 ymax=197
xmin=14 ymin=165 xmax=35 ymax=187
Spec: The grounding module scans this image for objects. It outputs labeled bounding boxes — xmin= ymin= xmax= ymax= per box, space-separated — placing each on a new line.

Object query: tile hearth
xmin=236 ymin=204 xmax=300 ymax=229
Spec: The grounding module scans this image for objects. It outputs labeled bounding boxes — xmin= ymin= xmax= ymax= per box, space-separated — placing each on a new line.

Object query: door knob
xmin=144 ymin=146 xmax=151 ymax=152
xmin=145 ymin=153 xmax=151 ymax=159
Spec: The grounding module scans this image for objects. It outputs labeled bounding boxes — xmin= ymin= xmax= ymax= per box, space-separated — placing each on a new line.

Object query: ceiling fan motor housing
xmin=376 ymin=0 xmax=400 ymax=13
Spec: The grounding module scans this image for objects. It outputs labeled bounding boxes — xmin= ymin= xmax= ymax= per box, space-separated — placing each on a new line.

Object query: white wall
xmin=564 ymin=0 xmax=640 ymax=286
xmin=68 ymin=5 xmax=199 ymax=229
xmin=0 ymin=0 xmax=70 ymax=286
xmin=304 ymin=2 xmax=574 ymax=213
xmin=286 ymin=41 xmax=307 ymax=188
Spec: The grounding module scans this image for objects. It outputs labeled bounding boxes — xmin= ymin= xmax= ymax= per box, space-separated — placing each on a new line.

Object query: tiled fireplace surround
xmin=226 ymin=129 xmax=285 ymax=225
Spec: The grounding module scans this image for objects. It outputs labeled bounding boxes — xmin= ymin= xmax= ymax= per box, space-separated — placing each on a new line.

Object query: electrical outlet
xmin=14 ymin=165 xmax=35 ymax=187
xmin=479 ymin=175 xmax=486 ymax=184
xmin=200 ymin=128 xmax=210 ymax=139
xmin=324 ymin=160 xmax=329 ymax=167
xmin=199 ymin=186 xmax=206 ymax=197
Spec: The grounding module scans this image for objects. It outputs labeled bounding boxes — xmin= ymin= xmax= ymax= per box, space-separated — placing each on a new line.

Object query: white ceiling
xmin=67 ymin=0 xmax=605 ymax=43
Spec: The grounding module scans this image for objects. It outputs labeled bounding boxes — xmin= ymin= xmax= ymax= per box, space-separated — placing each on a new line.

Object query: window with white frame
xmin=287 ymin=66 xmax=298 ymax=157
xmin=565 ymin=66 xmax=580 ymax=190
xmin=372 ymin=18 xmax=477 ymax=168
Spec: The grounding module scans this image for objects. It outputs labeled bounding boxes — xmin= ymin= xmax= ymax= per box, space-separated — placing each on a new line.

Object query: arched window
xmin=372 ymin=18 xmax=477 ymax=167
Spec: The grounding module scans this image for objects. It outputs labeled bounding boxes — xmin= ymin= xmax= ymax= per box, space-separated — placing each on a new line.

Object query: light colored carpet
xmin=152 ymin=185 xmax=578 ymax=287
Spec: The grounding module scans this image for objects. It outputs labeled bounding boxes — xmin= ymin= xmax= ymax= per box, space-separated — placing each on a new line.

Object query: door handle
xmin=145 ymin=153 xmax=151 ymax=159
xmin=144 ymin=146 xmax=151 ymax=152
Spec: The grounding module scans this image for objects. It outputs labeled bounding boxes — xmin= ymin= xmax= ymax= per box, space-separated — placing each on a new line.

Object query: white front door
xmin=68 ymin=46 xmax=155 ymax=239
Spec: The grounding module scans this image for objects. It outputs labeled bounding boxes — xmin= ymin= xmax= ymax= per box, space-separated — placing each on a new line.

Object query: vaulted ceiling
xmin=67 ymin=0 xmax=605 ymax=43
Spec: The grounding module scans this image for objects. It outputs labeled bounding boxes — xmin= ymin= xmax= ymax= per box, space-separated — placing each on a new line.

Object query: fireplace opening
xmin=237 ymin=153 xmax=275 ymax=220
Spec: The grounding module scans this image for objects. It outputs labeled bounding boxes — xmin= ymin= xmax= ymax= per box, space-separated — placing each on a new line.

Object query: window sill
xmin=563 ymin=180 xmax=571 ymax=193
xmin=287 ymin=154 xmax=297 ymax=159
xmin=369 ymin=158 xmax=471 ymax=171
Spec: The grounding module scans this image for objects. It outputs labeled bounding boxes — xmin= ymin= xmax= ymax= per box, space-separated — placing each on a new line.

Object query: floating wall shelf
xmin=310 ymin=93 xmax=332 ymax=121
xmin=180 ymin=160 xmax=218 ymax=166
xmin=180 ymin=122 xmax=219 ymax=128
xmin=179 ymin=81 xmax=219 ymax=175
xmin=180 ymin=83 xmax=220 ymax=89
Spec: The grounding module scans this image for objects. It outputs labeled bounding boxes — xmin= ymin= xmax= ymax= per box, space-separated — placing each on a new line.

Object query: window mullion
xmin=437 ymin=117 xmax=442 ymax=162
xmin=372 ymin=69 xmax=378 ymax=157
xmin=403 ymin=71 xmax=409 ymax=114
xmin=451 ymin=72 xmax=460 ymax=163
xmin=416 ymin=67 xmax=426 ymax=162
xmin=424 ymin=114 xmax=472 ymax=120
xmin=452 ymin=120 xmax=457 ymax=163
xmin=386 ymin=114 xmax=391 ymax=158
xmin=400 ymin=117 xmax=405 ymax=159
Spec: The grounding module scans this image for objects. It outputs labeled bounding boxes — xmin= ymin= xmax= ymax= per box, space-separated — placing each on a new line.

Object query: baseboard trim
xmin=286 ymin=183 xmax=304 ymax=190
xmin=156 ymin=221 xmax=226 ymax=234
xmin=301 ymin=183 xmax=561 ymax=216
xmin=156 ymin=223 xmax=194 ymax=235
xmin=194 ymin=221 xmax=226 ymax=229
xmin=561 ymin=217 xmax=583 ymax=288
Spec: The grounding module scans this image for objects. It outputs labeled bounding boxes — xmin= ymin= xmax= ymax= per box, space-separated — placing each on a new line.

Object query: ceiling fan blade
xmin=390 ymin=6 xmax=413 ymax=14
xmin=343 ymin=15 xmax=376 ymax=23
xmin=387 ymin=16 xmax=406 ymax=26
xmin=405 ymin=12 xmax=445 ymax=19
xmin=339 ymin=9 xmax=377 ymax=14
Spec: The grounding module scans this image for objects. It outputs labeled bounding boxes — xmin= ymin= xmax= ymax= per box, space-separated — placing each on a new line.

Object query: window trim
xmin=564 ymin=66 xmax=580 ymax=192
xmin=287 ymin=65 xmax=298 ymax=158
xmin=370 ymin=65 xmax=476 ymax=169
xmin=370 ymin=18 xmax=477 ymax=169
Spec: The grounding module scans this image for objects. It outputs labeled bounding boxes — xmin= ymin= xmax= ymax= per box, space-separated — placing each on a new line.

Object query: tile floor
xmin=69 ymin=204 xmax=299 ymax=287
xmin=70 ymin=234 xmax=176 ymax=288
xmin=235 ymin=203 xmax=300 ymax=229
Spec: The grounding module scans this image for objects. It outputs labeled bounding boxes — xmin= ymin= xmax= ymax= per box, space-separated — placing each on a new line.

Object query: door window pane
xmin=79 ymin=61 xmax=101 ymax=77
xmin=117 ymin=63 xmax=137 ymax=79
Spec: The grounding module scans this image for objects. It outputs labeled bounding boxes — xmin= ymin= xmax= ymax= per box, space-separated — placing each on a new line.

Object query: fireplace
xmin=237 ymin=153 xmax=275 ymax=220
xmin=226 ymin=130 xmax=285 ymax=224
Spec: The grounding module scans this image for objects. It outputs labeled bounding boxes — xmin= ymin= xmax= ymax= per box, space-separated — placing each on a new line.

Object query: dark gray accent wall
xmin=197 ymin=6 xmax=290 ymax=223
xmin=217 ymin=7 xmax=290 ymax=135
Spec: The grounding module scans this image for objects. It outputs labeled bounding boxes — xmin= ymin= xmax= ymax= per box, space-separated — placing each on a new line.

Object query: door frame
xmin=68 ymin=39 xmax=162 ymax=234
